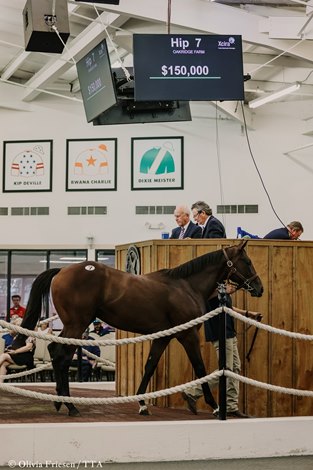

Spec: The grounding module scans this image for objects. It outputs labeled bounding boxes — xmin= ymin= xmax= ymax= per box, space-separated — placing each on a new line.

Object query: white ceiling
xmin=1 ymin=0 xmax=313 ymax=131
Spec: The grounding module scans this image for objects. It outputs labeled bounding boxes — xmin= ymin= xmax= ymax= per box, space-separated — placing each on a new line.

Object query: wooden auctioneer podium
xmin=115 ymin=238 xmax=313 ymax=418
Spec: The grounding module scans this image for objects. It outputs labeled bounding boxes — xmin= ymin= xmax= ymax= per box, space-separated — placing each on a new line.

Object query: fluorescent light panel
xmin=248 ymin=83 xmax=300 ymax=109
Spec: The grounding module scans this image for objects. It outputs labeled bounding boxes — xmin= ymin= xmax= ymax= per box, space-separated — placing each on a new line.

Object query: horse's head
xmin=223 ymin=240 xmax=263 ymax=297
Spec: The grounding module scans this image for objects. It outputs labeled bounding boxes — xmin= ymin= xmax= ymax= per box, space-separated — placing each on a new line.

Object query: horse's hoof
xmin=54 ymin=402 xmax=62 ymax=412
xmin=68 ymin=408 xmax=81 ymax=417
xmin=139 ymin=405 xmax=151 ymax=416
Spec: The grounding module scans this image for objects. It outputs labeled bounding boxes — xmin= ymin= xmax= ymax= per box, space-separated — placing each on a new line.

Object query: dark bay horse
xmin=13 ymin=240 xmax=263 ymax=416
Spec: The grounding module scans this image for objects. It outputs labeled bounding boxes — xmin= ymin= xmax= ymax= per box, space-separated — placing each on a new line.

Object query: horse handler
xmin=182 ymin=281 xmax=262 ymax=418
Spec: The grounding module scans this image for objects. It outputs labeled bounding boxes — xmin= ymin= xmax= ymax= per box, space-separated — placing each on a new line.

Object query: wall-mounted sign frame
xmin=66 ymin=138 xmax=117 ymax=191
xmin=3 ymin=140 xmax=53 ymax=193
xmin=131 ymin=136 xmax=184 ymax=190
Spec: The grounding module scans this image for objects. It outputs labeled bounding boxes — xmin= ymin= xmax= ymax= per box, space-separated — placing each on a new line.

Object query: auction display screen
xmin=77 ymin=38 xmax=117 ymax=122
xmin=133 ymin=34 xmax=244 ymax=101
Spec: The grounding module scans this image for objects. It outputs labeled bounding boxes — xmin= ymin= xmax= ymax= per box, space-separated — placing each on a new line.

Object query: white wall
xmin=0 ymin=95 xmax=312 ymax=248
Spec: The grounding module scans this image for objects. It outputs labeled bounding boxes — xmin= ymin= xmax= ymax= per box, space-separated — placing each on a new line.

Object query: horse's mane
xmin=162 ymin=249 xmax=223 ymax=279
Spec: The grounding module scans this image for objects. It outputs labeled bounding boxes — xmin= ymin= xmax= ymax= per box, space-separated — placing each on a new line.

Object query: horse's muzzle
xmin=251 ymin=284 xmax=264 ymax=297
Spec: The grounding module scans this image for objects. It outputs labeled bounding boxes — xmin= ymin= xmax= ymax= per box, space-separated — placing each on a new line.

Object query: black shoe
xmin=182 ymin=392 xmax=198 ymax=415
xmin=227 ymin=410 xmax=251 ymax=418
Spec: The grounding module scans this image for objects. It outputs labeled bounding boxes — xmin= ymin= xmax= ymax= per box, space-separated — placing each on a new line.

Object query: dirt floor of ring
xmin=0 ymin=386 xmax=217 ymax=424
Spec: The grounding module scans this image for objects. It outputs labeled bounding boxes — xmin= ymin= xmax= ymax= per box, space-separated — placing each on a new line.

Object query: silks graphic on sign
xmin=139 ymin=142 xmax=175 ymax=175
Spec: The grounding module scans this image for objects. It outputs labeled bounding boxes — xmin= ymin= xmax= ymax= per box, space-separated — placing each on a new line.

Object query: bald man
xmin=170 ymin=205 xmax=202 ymax=239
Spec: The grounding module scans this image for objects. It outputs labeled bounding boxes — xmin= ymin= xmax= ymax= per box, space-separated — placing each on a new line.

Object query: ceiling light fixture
xmin=248 ymin=83 xmax=300 ymax=109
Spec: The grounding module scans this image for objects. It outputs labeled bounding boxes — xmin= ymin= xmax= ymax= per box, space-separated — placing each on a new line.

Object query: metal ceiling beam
xmin=243 ymin=51 xmax=313 ymax=68
xmin=102 ymin=0 xmax=313 ymax=64
xmin=1 ymin=50 xmax=30 ymax=81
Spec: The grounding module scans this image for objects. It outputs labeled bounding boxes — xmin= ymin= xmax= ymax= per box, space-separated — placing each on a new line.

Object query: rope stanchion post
xmin=77 ymin=346 xmax=83 ymax=382
xmin=217 ymin=284 xmax=227 ymax=421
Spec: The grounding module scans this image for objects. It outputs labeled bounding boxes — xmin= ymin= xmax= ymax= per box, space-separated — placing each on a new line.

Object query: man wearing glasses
xmin=191 ymin=201 xmax=226 ymax=238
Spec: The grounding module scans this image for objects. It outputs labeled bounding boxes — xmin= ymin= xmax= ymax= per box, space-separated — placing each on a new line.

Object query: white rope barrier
xmin=1 ymin=363 xmax=51 ymax=380
xmin=1 ymin=305 xmax=313 ymax=348
xmin=225 ymin=307 xmax=313 ymax=341
xmin=81 ymin=348 xmax=115 ymax=367
xmin=1 ymin=367 xmax=313 ymax=406
xmin=1 ymin=307 xmax=313 ymax=406
xmin=225 ymin=370 xmax=313 ymax=398
xmin=0 ymin=311 xmax=222 ymax=346
xmin=0 ymin=371 xmax=222 ymax=404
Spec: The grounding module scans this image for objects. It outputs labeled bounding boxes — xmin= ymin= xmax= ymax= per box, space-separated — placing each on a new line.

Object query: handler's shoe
xmin=182 ymin=392 xmax=198 ymax=415
xmin=227 ymin=410 xmax=251 ymax=418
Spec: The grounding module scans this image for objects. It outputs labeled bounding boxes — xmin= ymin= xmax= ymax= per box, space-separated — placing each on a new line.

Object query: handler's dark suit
xmin=170 ymin=221 xmax=202 ymax=239
xmin=202 ymin=216 xmax=226 ymax=238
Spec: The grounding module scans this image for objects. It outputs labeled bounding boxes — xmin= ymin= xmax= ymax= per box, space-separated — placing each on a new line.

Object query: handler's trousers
xmin=187 ymin=336 xmax=241 ymax=413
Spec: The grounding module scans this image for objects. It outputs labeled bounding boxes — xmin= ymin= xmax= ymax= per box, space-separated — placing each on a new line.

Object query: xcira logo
xmin=218 ymin=37 xmax=236 ymax=48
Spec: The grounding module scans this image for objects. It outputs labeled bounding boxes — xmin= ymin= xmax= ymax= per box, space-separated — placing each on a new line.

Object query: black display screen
xmin=76 ymin=38 xmax=117 ymax=123
xmin=133 ymin=34 xmax=244 ymax=101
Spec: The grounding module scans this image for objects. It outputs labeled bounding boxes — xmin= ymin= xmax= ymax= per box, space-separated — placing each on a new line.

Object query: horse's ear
xmin=238 ymin=239 xmax=248 ymax=250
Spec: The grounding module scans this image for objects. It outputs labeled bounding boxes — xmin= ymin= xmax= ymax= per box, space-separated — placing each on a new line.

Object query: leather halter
xmin=223 ymin=248 xmax=259 ymax=292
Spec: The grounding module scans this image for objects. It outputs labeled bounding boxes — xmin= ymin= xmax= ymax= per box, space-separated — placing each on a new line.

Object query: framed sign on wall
xmin=66 ymin=138 xmax=117 ymax=191
xmin=3 ymin=140 xmax=53 ymax=193
xmin=131 ymin=136 xmax=184 ymax=190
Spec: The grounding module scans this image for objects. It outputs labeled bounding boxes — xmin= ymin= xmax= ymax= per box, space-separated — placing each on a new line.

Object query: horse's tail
xmin=12 ymin=268 xmax=61 ymax=349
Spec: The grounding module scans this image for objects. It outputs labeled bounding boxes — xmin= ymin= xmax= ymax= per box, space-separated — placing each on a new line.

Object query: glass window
xmin=48 ymin=250 xmax=87 ymax=269
xmin=4 ymin=250 xmax=88 ymax=322
xmin=11 ymin=251 xmax=47 ymax=310
xmin=96 ymin=250 xmax=115 ymax=268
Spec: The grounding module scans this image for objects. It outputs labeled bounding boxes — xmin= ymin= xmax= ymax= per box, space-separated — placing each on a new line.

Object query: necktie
xmin=179 ymin=227 xmax=185 ymax=239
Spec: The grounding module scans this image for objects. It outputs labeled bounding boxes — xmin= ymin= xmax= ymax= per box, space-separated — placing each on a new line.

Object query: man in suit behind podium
xmin=170 ymin=205 xmax=202 ymax=239
xmin=191 ymin=201 xmax=226 ymax=238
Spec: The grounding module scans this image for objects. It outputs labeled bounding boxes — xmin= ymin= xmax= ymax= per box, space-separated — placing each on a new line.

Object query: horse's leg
xmin=48 ymin=342 xmax=63 ymax=411
xmin=136 ymin=337 xmax=171 ymax=415
xmin=177 ymin=328 xmax=218 ymax=412
xmin=48 ymin=342 xmax=80 ymax=416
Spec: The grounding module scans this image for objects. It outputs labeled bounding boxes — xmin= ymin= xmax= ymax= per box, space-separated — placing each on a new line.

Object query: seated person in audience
xmin=71 ymin=329 xmax=100 ymax=381
xmin=2 ymin=318 xmax=22 ymax=350
xmin=9 ymin=294 xmax=26 ymax=320
xmin=0 ymin=336 xmax=36 ymax=382
xmin=170 ymin=205 xmax=202 ymax=239
xmin=91 ymin=319 xmax=115 ymax=336
xmin=36 ymin=320 xmax=53 ymax=335
xmin=264 ymin=221 xmax=303 ymax=240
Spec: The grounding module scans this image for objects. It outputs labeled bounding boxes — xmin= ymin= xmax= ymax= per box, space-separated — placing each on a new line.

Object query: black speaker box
xmin=23 ymin=0 xmax=70 ymax=53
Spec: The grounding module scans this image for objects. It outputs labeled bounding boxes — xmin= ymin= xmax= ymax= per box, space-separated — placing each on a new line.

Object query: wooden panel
xmin=168 ymin=244 xmax=194 ymax=267
xmin=270 ymin=246 xmax=294 ymax=416
xmin=141 ymin=245 xmax=153 ymax=274
xmin=116 ymin=329 xmax=129 ymax=396
xmin=294 ymin=246 xmax=313 ymax=415
xmin=243 ymin=244 xmax=270 ymax=417
xmin=115 ymin=239 xmax=313 ymax=418
xmin=155 ymin=244 xmax=169 ymax=271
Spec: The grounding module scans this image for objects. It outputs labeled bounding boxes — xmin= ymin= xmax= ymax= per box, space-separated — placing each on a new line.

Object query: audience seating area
xmin=0 ymin=329 xmax=116 ymax=383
